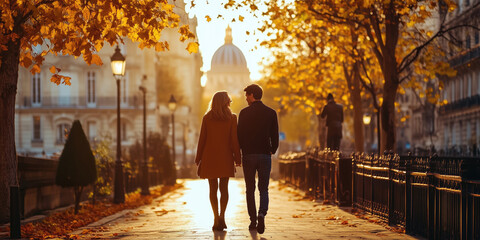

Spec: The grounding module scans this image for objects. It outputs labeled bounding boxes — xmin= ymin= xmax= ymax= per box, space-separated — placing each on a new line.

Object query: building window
xmin=451 ymin=122 xmax=456 ymax=146
xmin=451 ymin=80 xmax=456 ymax=101
xmin=32 ymin=73 xmax=41 ymax=105
xmin=467 ymin=121 xmax=472 ymax=144
xmin=57 ymin=123 xmax=71 ymax=144
xmin=121 ymin=122 xmax=127 ymax=140
xmin=87 ymin=121 xmax=97 ymax=141
xmin=468 ymin=73 xmax=472 ymax=97
xmin=475 ymin=31 xmax=479 ymax=45
xmin=87 ymin=71 xmax=96 ymax=105
xmin=33 ymin=116 xmax=41 ymax=140
xmin=459 ymin=76 xmax=464 ymax=99
xmin=478 ymin=71 xmax=480 ymax=95
xmin=477 ymin=119 xmax=480 ymax=146
xmin=466 ymin=34 xmax=471 ymax=49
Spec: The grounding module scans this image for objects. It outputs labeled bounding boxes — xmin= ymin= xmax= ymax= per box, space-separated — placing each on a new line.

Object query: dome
xmin=211 ymin=26 xmax=247 ymax=68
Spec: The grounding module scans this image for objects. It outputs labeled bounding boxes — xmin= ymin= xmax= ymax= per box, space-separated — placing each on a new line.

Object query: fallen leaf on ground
xmin=326 ymin=215 xmax=336 ymax=220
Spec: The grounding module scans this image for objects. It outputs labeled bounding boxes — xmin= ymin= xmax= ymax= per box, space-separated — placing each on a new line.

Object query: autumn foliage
xmin=215 ymin=0 xmax=464 ymax=151
xmin=16 ymin=184 xmax=182 ymax=239
xmin=0 ymin=0 xmax=198 ymax=222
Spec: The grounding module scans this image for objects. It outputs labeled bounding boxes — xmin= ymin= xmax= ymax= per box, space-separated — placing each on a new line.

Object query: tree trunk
xmin=351 ymin=63 xmax=364 ymax=152
xmin=381 ymin=59 xmax=399 ymax=152
xmin=0 ymin=39 xmax=21 ymax=223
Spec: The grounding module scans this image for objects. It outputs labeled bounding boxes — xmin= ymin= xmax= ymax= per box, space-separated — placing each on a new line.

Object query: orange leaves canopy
xmin=0 ymin=0 xmax=198 ymax=85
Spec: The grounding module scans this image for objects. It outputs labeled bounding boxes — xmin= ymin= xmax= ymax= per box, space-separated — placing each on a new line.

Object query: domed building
xmin=206 ymin=26 xmax=251 ymax=97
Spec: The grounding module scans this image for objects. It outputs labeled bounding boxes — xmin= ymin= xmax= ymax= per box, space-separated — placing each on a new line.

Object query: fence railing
xmin=278 ymin=149 xmax=480 ymax=239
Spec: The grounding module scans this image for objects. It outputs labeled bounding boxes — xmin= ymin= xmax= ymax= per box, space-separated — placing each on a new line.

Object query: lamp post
xmin=111 ymin=46 xmax=126 ymax=203
xmin=139 ymin=75 xmax=150 ymax=195
xmin=363 ymin=114 xmax=372 ymax=153
xmin=168 ymin=95 xmax=177 ymax=184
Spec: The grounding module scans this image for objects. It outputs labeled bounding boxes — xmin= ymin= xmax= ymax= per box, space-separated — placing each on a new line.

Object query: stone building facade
xmin=437 ymin=1 xmax=480 ymax=155
xmin=14 ymin=1 xmax=203 ymax=165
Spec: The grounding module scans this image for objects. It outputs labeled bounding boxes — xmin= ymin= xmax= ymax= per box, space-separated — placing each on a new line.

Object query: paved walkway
xmin=72 ymin=179 xmax=422 ymax=239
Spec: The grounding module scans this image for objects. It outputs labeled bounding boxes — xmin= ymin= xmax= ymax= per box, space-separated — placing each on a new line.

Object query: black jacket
xmin=237 ymin=101 xmax=279 ymax=155
xmin=320 ymin=100 xmax=343 ymax=136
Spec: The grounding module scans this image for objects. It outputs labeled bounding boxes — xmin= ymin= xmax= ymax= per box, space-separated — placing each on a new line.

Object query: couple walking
xmin=194 ymin=84 xmax=279 ymax=234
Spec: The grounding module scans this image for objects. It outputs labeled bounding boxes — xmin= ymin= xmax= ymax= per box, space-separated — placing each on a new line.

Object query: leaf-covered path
xmin=72 ymin=179 xmax=421 ymax=239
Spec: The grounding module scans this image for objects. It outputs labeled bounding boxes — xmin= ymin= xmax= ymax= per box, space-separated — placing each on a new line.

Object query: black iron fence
xmin=278 ymin=149 xmax=480 ymax=239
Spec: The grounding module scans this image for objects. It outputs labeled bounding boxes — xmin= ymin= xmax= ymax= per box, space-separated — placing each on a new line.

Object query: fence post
xmin=10 ymin=185 xmax=21 ymax=239
xmin=427 ymin=154 xmax=436 ymax=239
xmin=388 ymin=151 xmax=394 ymax=225
xmin=405 ymin=153 xmax=412 ymax=234
xmin=460 ymin=158 xmax=472 ymax=240
xmin=306 ymin=150 xmax=313 ymax=195
xmin=352 ymin=153 xmax=357 ymax=208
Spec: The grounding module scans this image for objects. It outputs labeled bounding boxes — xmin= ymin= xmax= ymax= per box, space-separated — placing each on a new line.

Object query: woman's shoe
xmin=218 ymin=216 xmax=227 ymax=230
xmin=212 ymin=216 xmax=220 ymax=231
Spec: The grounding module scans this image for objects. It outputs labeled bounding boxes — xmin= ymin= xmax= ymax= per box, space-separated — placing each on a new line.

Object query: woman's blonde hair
xmin=206 ymin=91 xmax=232 ymax=121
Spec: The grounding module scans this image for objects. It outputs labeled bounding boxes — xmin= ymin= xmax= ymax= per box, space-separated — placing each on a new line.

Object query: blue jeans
xmin=242 ymin=154 xmax=271 ymax=223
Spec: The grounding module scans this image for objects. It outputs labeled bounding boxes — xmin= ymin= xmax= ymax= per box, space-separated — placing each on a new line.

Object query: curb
xmin=69 ymin=187 xmax=180 ymax=235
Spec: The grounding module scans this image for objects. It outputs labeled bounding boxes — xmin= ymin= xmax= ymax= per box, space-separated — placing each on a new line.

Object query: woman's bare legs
xmin=218 ymin=177 xmax=229 ymax=229
xmin=208 ymin=178 xmax=219 ymax=230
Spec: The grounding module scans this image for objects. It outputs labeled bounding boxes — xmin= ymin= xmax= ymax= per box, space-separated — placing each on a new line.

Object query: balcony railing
xmin=19 ymin=96 xmax=141 ymax=109
xmin=449 ymin=45 xmax=480 ymax=68
xmin=439 ymin=94 xmax=480 ymax=113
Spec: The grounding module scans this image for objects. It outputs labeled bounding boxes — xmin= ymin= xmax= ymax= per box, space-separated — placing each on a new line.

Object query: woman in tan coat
xmin=195 ymin=91 xmax=241 ymax=231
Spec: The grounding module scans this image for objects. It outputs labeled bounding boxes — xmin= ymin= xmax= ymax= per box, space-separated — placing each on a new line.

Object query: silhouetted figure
xmin=237 ymin=84 xmax=279 ymax=234
xmin=320 ymin=93 xmax=343 ymax=151
xmin=195 ymin=91 xmax=242 ymax=231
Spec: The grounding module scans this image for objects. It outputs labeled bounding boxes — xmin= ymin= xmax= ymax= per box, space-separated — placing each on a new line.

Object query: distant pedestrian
xmin=320 ymin=93 xmax=344 ymax=151
xmin=194 ymin=91 xmax=242 ymax=231
xmin=237 ymin=84 xmax=279 ymax=234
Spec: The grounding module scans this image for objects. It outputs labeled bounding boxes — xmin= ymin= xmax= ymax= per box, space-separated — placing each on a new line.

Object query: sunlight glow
xmin=185 ymin=0 xmax=271 ymax=81
xmin=201 ymin=75 xmax=207 ymax=87
xmin=179 ymin=179 xmax=245 ymax=230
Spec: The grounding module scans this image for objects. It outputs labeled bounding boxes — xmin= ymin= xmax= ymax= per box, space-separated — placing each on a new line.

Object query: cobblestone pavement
xmin=71 ymin=179 xmax=422 ymax=239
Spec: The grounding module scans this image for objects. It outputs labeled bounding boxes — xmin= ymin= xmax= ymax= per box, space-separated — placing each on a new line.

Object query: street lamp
xmin=111 ymin=45 xmax=126 ymax=204
xmin=363 ymin=114 xmax=371 ymax=125
xmin=139 ymin=75 xmax=149 ymax=195
xmin=168 ymin=95 xmax=177 ymax=184
xmin=363 ymin=114 xmax=372 ymax=153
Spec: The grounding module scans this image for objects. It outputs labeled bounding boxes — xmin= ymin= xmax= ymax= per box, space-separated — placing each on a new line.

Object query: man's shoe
xmin=257 ymin=215 xmax=265 ymax=234
xmin=248 ymin=221 xmax=257 ymax=230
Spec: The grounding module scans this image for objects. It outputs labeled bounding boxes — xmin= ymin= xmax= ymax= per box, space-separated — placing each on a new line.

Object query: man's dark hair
xmin=327 ymin=93 xmax=334 ymax=101
xmin=244 ymin=84 xmax=263 ymax=100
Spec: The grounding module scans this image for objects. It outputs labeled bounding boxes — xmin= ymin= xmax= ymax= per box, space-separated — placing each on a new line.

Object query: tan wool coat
xmin=195 ymin=113 xmax=241 ymax=179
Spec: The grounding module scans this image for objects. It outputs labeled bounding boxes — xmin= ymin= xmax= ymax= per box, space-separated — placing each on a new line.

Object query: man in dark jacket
xmin=320 ymin=93 xmax=343 ymax=151
xmin=237 ymin=84 xmax=279 ymax=234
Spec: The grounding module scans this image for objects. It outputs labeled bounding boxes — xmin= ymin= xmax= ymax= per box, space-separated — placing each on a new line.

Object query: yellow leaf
xmin=239 ymin=15 xmax=244 ymax=22
xmin=63 ymin=76 xmax=72 ymax=85
xmin=50 ymin=66 xmax=56 ymax=74
xmin=186 ymin=42 xmax=199 ymax=54
xmin=91 ymin=54 xmax=103 ymax=66
xmin=205 ymin=15 xmax=211 ymax=22
xmin=30 ymin=64 xmax=41 ymax=74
